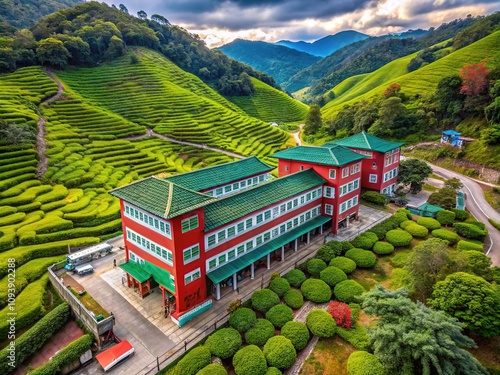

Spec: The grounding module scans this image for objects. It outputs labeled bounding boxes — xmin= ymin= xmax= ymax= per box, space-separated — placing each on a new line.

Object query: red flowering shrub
xmin=328 ymin=301 xmax=353 ymax=329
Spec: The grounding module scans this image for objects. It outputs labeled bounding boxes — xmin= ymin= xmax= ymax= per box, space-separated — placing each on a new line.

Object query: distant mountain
xmin=217 ymin=39 xmax=321 ymax=86
xmin=276 ymin=30 xmax=370 ymax=57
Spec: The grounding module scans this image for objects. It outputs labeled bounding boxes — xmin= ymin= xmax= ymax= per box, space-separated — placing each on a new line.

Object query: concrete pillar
xmin=281 ymin=246 xmax=285 ymax=262
xmin=307 ymin=231 xmax=310 ymax=244
xmin=294 ymin=239 xmax=298 ymax=251
xmin=251 ymin=263 xmax=255 ymax=279
xmin=267 ymin=254 xmax=271 ymax=269
xmin=216 ymin=283 xmax=220 ymax=300
xmin=233 ymin=273 xmax=238 ymax=291
xmin=320 ymin=225 xmax=323 ymax=235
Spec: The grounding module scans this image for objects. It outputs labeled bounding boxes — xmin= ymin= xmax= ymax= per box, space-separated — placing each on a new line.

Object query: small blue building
xmin=441 ymin=130 xmax=473 ymax=148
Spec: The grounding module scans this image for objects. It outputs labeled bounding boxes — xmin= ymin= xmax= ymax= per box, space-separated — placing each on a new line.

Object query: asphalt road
xmin=428 ymin=162 xmax=500 ymax=266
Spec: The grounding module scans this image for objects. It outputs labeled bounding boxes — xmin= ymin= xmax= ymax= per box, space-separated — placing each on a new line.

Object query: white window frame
xmin=342 ymin=167 xmax=349 ymax=178
xmin=324 ymin=186 xmax=335 ymax=198
xmin=126 ymin=227 xmax=173 ymax=265
xmin=181 ymin=215 xmax=199 ymax=233
xmin=325 ymin=204 xmax=333 ymax=215
xmin=124 ymin=203 xmax=171 ymax=238
xmin=369 ymin=174 xmax=377 ymax=183
xmin=184 ymin=268 xmax=201 ymax=285
xmin=339 ymin=178 xmax=360 ymax=197
xmin=339 ymin=195 xmax=359 ymax=214
xmin=329 ymin=169 xmax=336 ymax=179
xmin=350 ymin=162 xmax=360 ymax=174
xmin=183 ymin=244 xmax=200 ymax=264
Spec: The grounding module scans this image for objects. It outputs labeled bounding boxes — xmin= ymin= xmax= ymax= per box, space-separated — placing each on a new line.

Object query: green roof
xmin=418 ymin=202 xmax=444 ymax=213
xmin=204 ymin=169 xmax=325 ymax=231
xmin=164 ymin=156 xmax=274 ymax=191
xmin=323 ymin=131 xmax=403 ymax=153
xmin=270 ymin=145 xmax=366 ymax=167
xmin=120 ymin=260 xmax=175 ymax=292
xmin=110 ymin=177 xmax=214 ymax=219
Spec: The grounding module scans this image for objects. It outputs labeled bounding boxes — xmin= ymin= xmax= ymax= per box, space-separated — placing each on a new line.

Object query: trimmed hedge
xmin=306 ymin=309 xmax=336 ymax=338
xmin=345 ymin=248 xmax=377 ymax=268
xmin=351 ymin=231 xmax=378 ymax=250
xmin=454 ymin=222 xmax=487 ymax=240
xmin=431 ymin=229 xmax=460 ymax=245
xmin=205 ymin=328 xmax=242 ymax=359
xmin=265 ymin=304 xmax=294 ymax=329
xmin=197 ymin=364 xmax=228 ymax=375
xmin=337 ymin=325 xmax=370 ymax=351
xmin=316 ymin=240 xmax=342 ymax=263
xmin=361 ymin=191 xmax=387 ymax=206
xmin=172 ymin=346 xmax=211 ymax=375
xmin=417 ymin=217 xmax=441 ymax=230
xmin=283 ymin=289 xmax=304 ymax=309
xmin=306 ymin=258 xmax=327 ymax=277
xmin=263 ymin=336 xmax=297 ymax=370
xmin=229 ymin=307 xmax=257 ymax=333
xmin=233 ymin=345 xmax=267 ymax=375
xmin=265 ymin=368 xmax=282 ymax=375
xmin=269 ymin=277 xmax=291 ymax=298
xmin=284 ymin=269 xmax=306 ymax=287
xmin=301 ymin=278 xmax=332 ymax=303
xmin=372 ymin=241 xmax=394 ymax=255
xmin=320 ymin=266 xmax=347 ymax=287
xmin=465 ymin=219 xmax=486 ymax=230
xmin=399 ymin=219 xmax=414 ymax=229
xmin=436 ymin=210 xmax=456 ymax=226
xmin=451 ymin=208 xmax=470 ymax=221
xmin=385 ymin=229 xmax=413 ymax=247
xmin=340 ymin=241 xmax=354 ymax=253
xmin=251 ymin=289 xmax=280 ymax=313
xmin=329 ymin=257 xmax=357 ymax=273
xmin=334 ymin=280 xmax=365 ymax=303
xmin=403 ymin=223 xmax=429 ymax=238
xmin=281 ymin=321 xmax=310 ymax=351
xmin=347 ymin=351 xmax=385 ymax=375
xmin=457 ymin=240 xmax=484 ymax=251
xmin=245 ymin=318 xmax=275 ymax=346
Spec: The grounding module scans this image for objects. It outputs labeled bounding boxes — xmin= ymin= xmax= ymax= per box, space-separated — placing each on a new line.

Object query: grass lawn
xmin=300 ymin=336 xmax=356 ymax=375
xmin=78 ymin=292 xmax=109 ymax=318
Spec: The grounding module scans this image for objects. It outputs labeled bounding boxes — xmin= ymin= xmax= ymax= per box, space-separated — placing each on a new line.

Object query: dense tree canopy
xmin=304 ymin=104 xmax=322 ymax=135
xmin=397 ymin=159 xmax=433 ymax=194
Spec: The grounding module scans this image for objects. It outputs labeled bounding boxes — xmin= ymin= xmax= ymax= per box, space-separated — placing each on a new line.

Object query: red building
xmin=109 ymin=134 xmax=400 ymax=326
xmin=323 ymin=131 xmax=403 ymax=195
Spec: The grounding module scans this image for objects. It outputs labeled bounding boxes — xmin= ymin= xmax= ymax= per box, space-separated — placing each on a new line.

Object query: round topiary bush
xmin=265 ymin=304 xmax=294 ymax=329
xmin=285 ymin=269 xmax=306 ymax=287
xmin=269 ymin=277 xmax=290 ymax=298
xmin=233 ymin=345 xmax=267 ymax=375
xmin=284 ymin=289 xmax=304 ymax=309
xmin=307 ymin=258 xmax=327 ymax=277
xmin=329 ymin=256 xmax=357 ymax=273
xmin=451 ymin=208 xmax=470 ymax=221
xmin=431 ymin=228 xmax=460 ymax=245
xmin=251 ymin=289 xmax=280 ymax=313
xmin=265 ymin=367 xmax=282 ymax=375
xmin=306 ymin=309 xmax=336 ymax=338
xmin=205 ymin=327 xmax=242 ymax=359
xmin=436 ymin=209 xmax=456 ymax=226
xmin=281 ymin=321 xmax=310 ymax=351
xmin=197 ymin=364 xmax=228 ymax=375
xmin=417 ymin=217 xmax=441 ymax=230
xmin=347 ymin=351 xmax=385 ymax=375
xmin=404 ymin=223 xmax=429 ymax=238
xmin=263 ymin=336 xmax=297 ymax=370
xmin=345 ymin=248 xmax=377 ymax=268
xmin=341 ymin=241 xmax=354 ymax=253
xmin=172 ymin=345 xmax=211 ymax=375
xmin=320 ymin=266 xmax=347 ymax=287
xmin=245 ymin=318 xmax=275 ymax=346
xmin=399 ymin=219 xmax=414 ymax=229
xmin=457 ymin=240 xmax=484 ymax=251
xmin=385 ymin=229 xmax=413 ymax=247
xmin=316 ymin=241 xmax=341 ymax=263
xmin=372 ymin=241 xmax=395 ymax=255
xmin=334 ymin=280 xmax=365 ymax=303
xmin=229 ymin=307 xmax=257 ymax=333
xmin=350 ymin=231 xmax=378 ymax=250
xmin=301 ymin=278 xmax=332 ymax=303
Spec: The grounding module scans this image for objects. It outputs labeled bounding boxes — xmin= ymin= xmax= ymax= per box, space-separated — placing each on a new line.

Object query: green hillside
xmin=322 ymin=30 xmax=500 ymax=119
xmin=227 ymin=77 xmax=309 ymax=123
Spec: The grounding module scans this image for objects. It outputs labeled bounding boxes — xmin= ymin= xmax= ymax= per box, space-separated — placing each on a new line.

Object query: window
xmin=350 ymin=162 xmax=360 ymax=174
xmin=228 ymin=249 xmax=235 ymax=260
xmin=246 ymin=241 xmax=253 ymax=251
xmin=217 ymin=230 xmax=226 ymax=242
xmin=237 ymin=245 xmax=245 ymax=256
xmin=256 ymin=236 xmax=263 ymax=245
xmin=342 ymin=167 xmax=349 ymax=178
xmin=181 ymin=215 xmax=198 ymax=233
xmin=325 ymin=204 xmax=333 ymax=215
xmin=339 ymin=178 xmax=360 ymax=197
xmin=215 ymin=187 xmax=223 ymax=196
xmin=324 ymin=186 xmax=334 ymax=198
xmin=285 ymin=165 xmax=289 ymax=171
xmin=246 ymin=218 xmax=253 ymax=229
xmin=208 ymin=259 xmax=216 ymax=270
xmin=227 ymin=226 xmax=236 ymax=238
xmin=233 ymin=183 xmax=239 ymax=190
xmin=218 ymin=254 xmax=226 ymax=264
xmin=300 ymin=166 xmax=304 ymax=171
xmin=329 ymin=169 xmax=336 ymax=179
xmin=253 ymin=177 xmax=258 ymax=184
xmin=264 ymin=232 xmax=271 ymax=241
xmin=369 ymin=174 xmax=377 ymax=183
xmin=240 ymin=180 xmax=246 ymax=188
xmin=183 ymin=244 xmax=200 ymax=264
xmin=185 ymin=268 xmax=201 ymax=285
xmin=224 ymin=185 xmax=231 ymax=193
xmin=237 ymin=222 xmax=245 ymax=233
xmin=256 ymin=213 xmax=263 ymax=224
xmin=259 ymin=175 xmax=264 ymax=182
xmin=293 ymin=198 xmax=298 ymax=207
xmin=207 ymin=234 xmax=216 ymax=247
xmin=264 ymin=210 xmax=271 ymax=220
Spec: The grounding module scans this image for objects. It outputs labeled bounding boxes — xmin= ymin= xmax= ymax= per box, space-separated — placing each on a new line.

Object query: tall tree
xmin=119 ymin=4 xmax=128 ymax=14
xmin=363 ymin=286 xmax=488 ymax=375
xmin=397 ymin=158 xmax=432 ymax=194
xmin=36 ymin=37 xmax=70 ymax=69
xmin=137 ymin=10 xmax=147 ymax=20
xmin=304 ymin=104 xmax=322 ymax=136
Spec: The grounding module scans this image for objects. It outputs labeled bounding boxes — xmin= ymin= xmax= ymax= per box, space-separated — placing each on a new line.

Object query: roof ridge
xmin=327 ymin=146 xmax=339 ymax=165
xmin=163 ymin=181 xmax=174 ymax=219
xmin=362 ymin=131 xmax=372 ymax=149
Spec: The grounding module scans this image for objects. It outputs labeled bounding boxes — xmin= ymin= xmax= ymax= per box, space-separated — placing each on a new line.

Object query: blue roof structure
xmin=442 ymin=130 xmax=461 ymax=136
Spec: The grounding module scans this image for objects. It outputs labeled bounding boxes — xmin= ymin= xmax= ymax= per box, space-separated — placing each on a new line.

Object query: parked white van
xmin=75 ymin=264 xmax=94 ymax=276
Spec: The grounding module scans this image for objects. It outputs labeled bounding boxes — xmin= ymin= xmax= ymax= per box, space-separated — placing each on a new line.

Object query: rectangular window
xmin=280 ymin=224 xmax=286 ymax=234
xmin=208 ymin=259 xmax=216 ymax=270
xmin=264 ymin=210 xmax=271 ymax=220
xmin=227 ymin=226 xmax=236 ymax=238
xmin=218 ymin=254 xmax=226 ymax=264
xmin=237 ymin=222 xmax=245 ymax=233
xmin=306 ymin=192 xmax=311 ymax=201
xmin=233 ymin=183 xmax=239 ymax=190
xmin=340 ymin=202 xmax=347 ymax=213
xmin=324 ymin=186 xmax=334 ymax=198
xmin=350 ymin=162 xmax=360 ymax=174
xmin=293 ymin=198 xmax=298 ymax=207
xmin=217 ymin=230 xmax=226 ymax=242
xmin=280 ymin=204 xmax=286 ymax=213
xmin=185 ymin=268 xmax=201 ymax=285
xmin=181 ymin=215 xmax=198 ymax=233
xmin=237 ymin=245 xmax=245 ymax=256
xmin=369 ymin=174 xmax=377 ymax=183
xmin=224 ymin=185 xmax=231 ymax=193
xmin=240 ymin=180 xmax=247 ymax=188
xmin=207 ymin=234 xmax=216 ymax=247
xmin=329 ymin=169 xmax=336 ymax=179
xmin=246 ymin=241 xmax=253 ymax=251
xmin=305 ymin=212 xmax=311 ymax=220
xmin=228 ymin=249 xmax=236 ymax=260
xmin=256 ymin=236 xmax=263 ymax=245
xmin=286 ymin=221 xmax=292 ymax=230
xmin=287 ymin=201 xmax=292 ymax=210
xmin=285 ymin=165 xmax=289 ymax=171
xmin=183 ymin=244 xmax=200 ymax=264
xmin=293 ymin=217 xmax=299 ymax=227
xmin=325 ymin=204 xmax=333 ymax=215
xmin=256 ymin=213 xmax=263 ymax=224
xmin=246 ymin=218 xmax=253 ymax=229
xmin=264 ymin=232 xmax=271 ymax=241
xmin=342 ymin=167 xmax=349 ymax=178
xmin=216 ymin=187 xmax=223 ymax=196
xmin=312 ymin=190 xmax=317 ymax=199
xmin=300 ymin=196 xmax=305 ymax=204
xmin=253 ymin=177 xmax=258 ymax=184
xmin=259 ymin=175 xmax=264 ymax=182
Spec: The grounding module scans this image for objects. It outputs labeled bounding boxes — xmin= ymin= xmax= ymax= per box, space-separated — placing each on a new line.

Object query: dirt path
xmin=291 ymin=124 xmax=304 ymax=146
xmin=36 ymin=69 xmax=66 ymax=179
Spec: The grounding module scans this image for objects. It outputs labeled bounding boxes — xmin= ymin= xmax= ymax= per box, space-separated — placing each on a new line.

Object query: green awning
xmin=207 ymin=215 xmax=331 ymax=284
xmin=418 ymin=202 xmax=443 ymax=213
xmin=120 ymin=260 xmax=176 ymax=293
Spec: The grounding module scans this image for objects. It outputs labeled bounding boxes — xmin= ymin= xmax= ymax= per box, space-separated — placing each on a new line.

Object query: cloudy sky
xmin=101 ymin=0 xmax=500 ymax=47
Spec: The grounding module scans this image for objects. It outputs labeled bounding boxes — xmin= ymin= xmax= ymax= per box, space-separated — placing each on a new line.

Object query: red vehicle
xmin=96 ymin=340 xmax=134 ymax=371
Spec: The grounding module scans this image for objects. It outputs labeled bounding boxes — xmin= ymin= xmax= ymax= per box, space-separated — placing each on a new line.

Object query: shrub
xmin=465 ymin=219 xmax=486 ymax=230
xmin=404 ymin=223 xmax=429 ymax=238
xmin=265 ymin=368 xmax=282 ymax=375
xmin=453 ymin=222 xmax=487 ymax=240
xmin=227 ymin=299 xmax=242 ymax=314
xmin=345 ymin=248 xmax=377 ymax=268
xmin=265 ymin=304 xmax=294 ymax=329
xmin=362 ymin=191 xmax=387 ymax=206
xmin=320 ymin=266 xmax=347 ymax=287
xmin=316 ymin=240 xmax=342 ymax=263
xmin=301 ymin=278 xmax=332 ymax=303
xmin=399 ymin=219 xmax=414 ymax=229
xmin=205 ymin=328 xmax=242 ymax=359
xmin=281 ymin=321 xmax=310 ymax=351
xmin=334 ymin=280 xmax=365 ymax=303
xmin=337 ymin=325 xmax=371 ymax=351
xmin=385 ymin=229 xmax=413 ymax=247
xmin=341 ymin=241 xmax=354 ymax=253
xmin=269 ymin=277 xmax=290 ymax=298
xmin=197 ymin=364 xmax=228 ymax=375
xmin=233 ymin=345 xmax=267 ymax=375
xmin=306 ymin=258 xmax=327 ymax=277
xmin=451 ymin=208 xmax=470 ymax=221
xmin=251 ymin=289 xmax=280 ymax=313
xmin=436 ymin=210 xmax=456 ymax=226
xmin=431 ymin=229 xmax=460 ymax=245
xmin=270 ymin=272 xmax=280 ymax=281
xmin=347 ymin=351 xmax=385 ymax=375
xmin=263 ymin=336 xmax=297 ymax=370
xmin=245 ymin=318 xmax=275 ymax=346
xmin=417 ymin=217 xmax=442 ymax=230
xmin=306 ymin=309 xmax=336 ymax=338
xmin=370 ymin=215 xmax=400 ymax=239
xmin=329 ymin=257 xmax=357 ymax=273
xmin=350 ymin=231 xmax=378 ymax=250
xmin=284 ymin=269 xmax=306 ymax=287
xmin=284 ymin=289 xmax=304 ymax=309
xmin=372 ymin=241 xmax=394 ymax=255
xmin=457 ymin=240 xmax=484 ymax=251
xmin=328 ymin=301 xmax=353 ymax=329
xmin=229 ymin=307 xmax=257 ymax=333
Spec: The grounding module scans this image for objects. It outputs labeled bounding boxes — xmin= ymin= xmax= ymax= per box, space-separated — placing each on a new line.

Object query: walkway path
xmin=291 ymin=124 xmax=304 ymax=146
